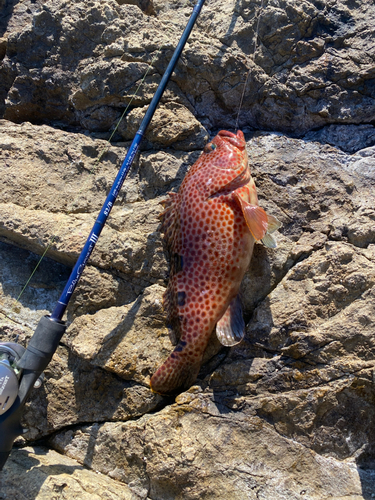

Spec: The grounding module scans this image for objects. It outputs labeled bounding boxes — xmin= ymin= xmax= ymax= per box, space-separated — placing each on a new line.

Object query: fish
xmin=150 ymin=130 xmax=281 ymax=395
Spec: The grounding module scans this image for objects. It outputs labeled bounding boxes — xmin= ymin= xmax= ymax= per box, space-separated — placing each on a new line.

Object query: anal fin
xmin=216 ymin=295 xmax=245 ymax=347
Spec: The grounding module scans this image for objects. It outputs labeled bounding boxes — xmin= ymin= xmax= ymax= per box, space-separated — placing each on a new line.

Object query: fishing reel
xmin=0 ymin=316 xmax=66 ymax=471
xmin=0 ymin=342 xmax=44 ymax=415
xmin=0 ymin=0 xmax=206 ymax=472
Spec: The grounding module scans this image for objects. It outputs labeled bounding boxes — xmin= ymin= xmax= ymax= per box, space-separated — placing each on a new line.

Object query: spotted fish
xmin=150 ymin=130 xmax=280 ymax=395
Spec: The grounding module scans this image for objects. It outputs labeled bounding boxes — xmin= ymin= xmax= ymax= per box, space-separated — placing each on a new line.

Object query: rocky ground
xmin=0 ymin=0 xmax=375 ymax=499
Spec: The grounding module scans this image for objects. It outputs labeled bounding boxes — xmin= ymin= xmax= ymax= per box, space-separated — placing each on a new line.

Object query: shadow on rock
xmin=93 ymin=293 xmax=142 ymax=363
xmin=0 ymin=240 xmax=71 ymax=328
xmin=0 ymin=0 xmax=20 ymax=37
xmin=0 ymin=447 xmax=83 ymax=500
xmin=356 ymin=444 xmax=375 ymax=500
xmin=0 ymin=445 xmax=131 ymax=500
xmin=1 ymin=448 xmax=50 ymax=499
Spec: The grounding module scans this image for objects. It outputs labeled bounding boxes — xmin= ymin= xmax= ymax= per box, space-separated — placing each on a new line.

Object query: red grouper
xmin=150 ymin=130 xmax=281 ymax=395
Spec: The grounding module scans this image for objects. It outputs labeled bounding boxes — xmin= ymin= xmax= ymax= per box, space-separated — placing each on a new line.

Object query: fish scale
xmin=151 ymin=130 xmax=281 ymax=395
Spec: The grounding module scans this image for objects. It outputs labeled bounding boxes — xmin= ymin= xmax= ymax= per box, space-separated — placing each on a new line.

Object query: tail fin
xmin=150 ymin=344 xmax=202 ymax=395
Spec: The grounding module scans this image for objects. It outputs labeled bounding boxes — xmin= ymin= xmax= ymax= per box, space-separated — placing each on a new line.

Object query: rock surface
xmin=1 ymin=0 xmax=375 ymax=499
xmin=0 ymin=446 xmax=139 ymax=500
xmin=1 ymin=0 xmax=375 ymax=134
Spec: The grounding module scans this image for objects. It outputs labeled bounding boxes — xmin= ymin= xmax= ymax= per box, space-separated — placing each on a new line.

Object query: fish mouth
xmin=209 ymin=167 xmax=251 ymax=198
xmin=217 ymin=130 xmax=246 ymax=150
xmin=204 ymin=130 xmax=246 ymax=154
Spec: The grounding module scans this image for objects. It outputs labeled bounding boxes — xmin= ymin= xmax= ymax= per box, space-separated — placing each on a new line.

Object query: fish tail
xmin=150 ymin=342 xmax=202 ymax=395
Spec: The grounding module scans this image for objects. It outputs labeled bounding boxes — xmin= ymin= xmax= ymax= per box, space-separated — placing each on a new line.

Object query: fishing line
xmin=235 ymin=0 xmax=265 ymax=132
xmin=0 ymin=241 xmax=56 ymax=325
xmin=0 ymin=1 xmax=191 ymax=325
xmin=0 ymin=0 xmax=206 ymax=471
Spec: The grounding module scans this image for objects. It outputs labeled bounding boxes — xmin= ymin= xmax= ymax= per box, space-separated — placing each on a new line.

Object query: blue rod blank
xmin=51 ymin=0 xmax=206 ymax=321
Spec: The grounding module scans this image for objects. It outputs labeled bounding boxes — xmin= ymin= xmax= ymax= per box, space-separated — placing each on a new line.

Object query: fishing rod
xmin=0 ymin=0 xmax=206 ymax=471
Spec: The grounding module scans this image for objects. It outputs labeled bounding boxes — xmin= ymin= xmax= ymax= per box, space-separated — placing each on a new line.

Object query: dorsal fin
xmin=159 ymin=193 xmax=183 ymax=345
xmin=163 ymin=275 xmax=182 ymax=346
xmin=159 ymin=192 xmax=179 ymax=255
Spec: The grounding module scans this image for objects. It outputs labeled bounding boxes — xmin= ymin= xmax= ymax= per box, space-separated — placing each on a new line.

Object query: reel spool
xmin=0 ymin=343 xmax=25 ymax=415
xmin=0 ymin=342 xmax=43 ymax=415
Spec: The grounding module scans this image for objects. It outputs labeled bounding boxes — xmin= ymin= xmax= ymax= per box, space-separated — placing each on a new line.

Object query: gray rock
xmin=1 ymin=0 xmax=375 ymax=134
xmin=1 ymin=0 xmax=375 ymax=496
xmin=48 ymin=400 xmax=375 ymax=500
xmin=0 ymin=38 xmax=6 ymax=61
xmin=305 ymin=124 xmax=375 ymax=153
xmin=65 ymin=284 xmax=171 ymax=386
xmin=117 ymin=103 xmax=209 ymax=151
xmin=0 ymin=446 xmax=140 ymax=499
xmin=348 ymin=156 xmax=375 ymax=180
xmin=1 ymin=118 xmax=375 ymax=497
xmin=0 ymin=240 xmax=70 ymax=329
xmin=23 ymin=344 xmax=162 ymax=441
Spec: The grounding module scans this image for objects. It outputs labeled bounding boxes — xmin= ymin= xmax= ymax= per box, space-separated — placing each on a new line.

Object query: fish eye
xmin=204 ymin=142 xmax=217 ymax=153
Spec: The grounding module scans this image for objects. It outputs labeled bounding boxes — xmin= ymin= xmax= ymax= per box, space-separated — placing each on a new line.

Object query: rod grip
xmin=17 ymin=316 xmax=66 ymax=372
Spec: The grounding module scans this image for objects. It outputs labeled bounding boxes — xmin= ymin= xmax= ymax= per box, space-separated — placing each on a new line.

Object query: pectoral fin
xmin=261 ymin=214 xmax=282 ymax=248
xmin=216 ymin=295 xmax=245 ymax=347
xmin=261 ymin=233 xmax=277 ymax=248
xmin=235 ymin=193 xmax=282 ymax=245
xmin=234 ymin=193 xmax=268 ymax=240
xmin=266 ymin=214 xmax=282 ymax=234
